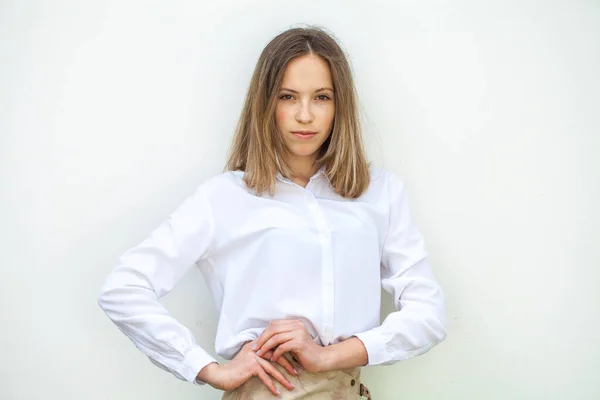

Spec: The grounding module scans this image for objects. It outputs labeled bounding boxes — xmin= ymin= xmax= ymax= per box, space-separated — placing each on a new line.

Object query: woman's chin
xmin=288 ymin=148 xmax=320 ymax=159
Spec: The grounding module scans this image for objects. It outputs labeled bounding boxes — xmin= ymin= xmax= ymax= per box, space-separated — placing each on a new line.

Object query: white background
xmin=1 ymin=1 xmax=599 ymax=399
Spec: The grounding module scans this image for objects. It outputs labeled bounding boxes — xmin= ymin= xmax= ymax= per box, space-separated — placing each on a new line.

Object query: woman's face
xmin=275 ymin=54 xmax=335 ymax=166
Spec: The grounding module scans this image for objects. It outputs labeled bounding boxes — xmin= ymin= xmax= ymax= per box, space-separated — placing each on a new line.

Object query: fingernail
xmin=256 ymin=350 xmax=261 ymax=355
xmin=252 ymin=344 xmax=257 ymax=350
xmin=293 ymin=368 xmax=299 ymax=375
xmin=276 ymin=389 xmax=281 ymax=396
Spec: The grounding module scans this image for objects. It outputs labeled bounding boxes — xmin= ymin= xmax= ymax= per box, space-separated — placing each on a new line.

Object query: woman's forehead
xmin=280 ymin=54 xmax=333 ymax=91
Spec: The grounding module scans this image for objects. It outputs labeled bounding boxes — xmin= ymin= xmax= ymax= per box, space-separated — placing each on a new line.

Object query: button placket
xmin=304 ymin=191 xmax=335 ymax=344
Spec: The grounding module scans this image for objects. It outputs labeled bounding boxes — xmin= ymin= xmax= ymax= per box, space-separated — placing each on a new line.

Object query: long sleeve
xmin=97 ymin=184 xmax=217 ymax=384
xmin=354 ymin=172 xmax=447 ymax=365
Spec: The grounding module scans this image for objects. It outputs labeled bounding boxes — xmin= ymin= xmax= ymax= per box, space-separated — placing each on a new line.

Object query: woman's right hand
xmin=196 ymin=341 xmax=295 ymax=396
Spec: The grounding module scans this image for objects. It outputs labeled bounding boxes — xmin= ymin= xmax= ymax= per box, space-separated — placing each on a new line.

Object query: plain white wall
xmin=1 ymin=1 xmax=599 ymax=399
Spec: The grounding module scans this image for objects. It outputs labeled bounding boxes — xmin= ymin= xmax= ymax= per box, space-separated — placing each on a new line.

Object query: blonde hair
xmin=226 ymin=26 xmax=370 ymax=198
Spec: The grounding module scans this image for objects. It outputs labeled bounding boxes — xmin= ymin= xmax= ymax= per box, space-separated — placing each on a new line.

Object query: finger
xmin=254 ymin=323 xmax=296 ymax=352
xmin=259 ymin=349 xmax=296 ymax=375
xmin=261 ymin=350 xmax=273 ymax=358
xmin=253 ymin=330 xmax=271 ymax=353
xmin=254 ymin=364 xmax=281 ymax=397
xmin=272 ymin=341 xmax=296 ymax=363
xmin=259 ymin=350 xmax=274 ymax=361
xmin=257 ymin=356 xmax=295 ymax=391
xmin=275 ymin=353 xmax=297 ymax=376
xmin=260 ymin=332 xmax=295 ymax=356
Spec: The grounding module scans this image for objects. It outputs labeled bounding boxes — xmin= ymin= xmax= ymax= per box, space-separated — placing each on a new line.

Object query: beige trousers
xmin=222 ymin=355 xmax=372 ymax=400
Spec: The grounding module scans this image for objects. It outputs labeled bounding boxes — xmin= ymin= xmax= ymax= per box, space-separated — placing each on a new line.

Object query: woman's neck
xmin=287 ymin=155 xmax=320 ymax=188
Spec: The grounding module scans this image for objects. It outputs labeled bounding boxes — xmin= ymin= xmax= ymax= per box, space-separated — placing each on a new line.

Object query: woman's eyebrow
xmin=280 ymin=87 xmax=335 ymax=93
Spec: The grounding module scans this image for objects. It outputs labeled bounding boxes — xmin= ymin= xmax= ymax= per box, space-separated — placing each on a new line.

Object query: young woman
xmin=98 ymin=26 xmax=447 ymax=399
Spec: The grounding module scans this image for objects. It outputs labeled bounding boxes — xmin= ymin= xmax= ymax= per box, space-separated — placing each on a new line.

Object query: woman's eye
xmin=279 ymin=94 xmax=331 ymax=101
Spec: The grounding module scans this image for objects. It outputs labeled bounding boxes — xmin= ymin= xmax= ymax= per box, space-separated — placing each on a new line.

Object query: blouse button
xmin=351 ymin=379 xmax=356 ymax=386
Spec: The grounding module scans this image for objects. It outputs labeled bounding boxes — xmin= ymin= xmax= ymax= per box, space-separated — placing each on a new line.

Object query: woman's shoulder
xmin=368 ymin=164 xmax=387 ymax=182
xmin=367 ymin=165 xmax=404 ymax=189
xmin=192 ymin=170 xmax=246 ymax=198
xmin=357 ymin=165 xmax=408 ymax=205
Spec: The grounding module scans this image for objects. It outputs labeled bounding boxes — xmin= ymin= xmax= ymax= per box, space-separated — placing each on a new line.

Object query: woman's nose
xmin=295 ymin=102 xmax=314 ymax=123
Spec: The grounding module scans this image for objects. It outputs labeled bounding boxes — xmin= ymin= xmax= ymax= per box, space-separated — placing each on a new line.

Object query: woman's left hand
xmin=254 ymin=319 xmax=326 ymax=373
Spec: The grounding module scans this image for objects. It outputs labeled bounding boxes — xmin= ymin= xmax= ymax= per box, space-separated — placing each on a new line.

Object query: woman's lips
xmin=292 ymin=131 xmax=317 ymax=140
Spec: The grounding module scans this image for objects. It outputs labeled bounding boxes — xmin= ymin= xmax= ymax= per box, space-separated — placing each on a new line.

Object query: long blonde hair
xmin=226 ymin=26 xmax=370 ymax=198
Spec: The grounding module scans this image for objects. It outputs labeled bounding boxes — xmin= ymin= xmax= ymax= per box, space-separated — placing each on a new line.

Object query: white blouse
xmin=98 ymin=166 xmax=446 ymax=384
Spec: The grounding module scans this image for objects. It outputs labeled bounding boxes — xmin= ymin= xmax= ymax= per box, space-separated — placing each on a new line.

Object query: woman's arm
xmin=97 ymin=184 xmax=217 ymax=384
xmin=98 ymin=184 xmax=295 ymax=395
xmin=353 ymin=171 xmax=447 ymax=366
xmin=318 ymin=337 xmax=368 ymax=370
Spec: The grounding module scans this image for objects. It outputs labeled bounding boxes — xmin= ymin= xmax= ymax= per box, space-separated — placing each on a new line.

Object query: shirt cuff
xmin=353 ymin=329 xmax=389 ymax=366
xmin=181 ymin=345 xmax=218 ymax=385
